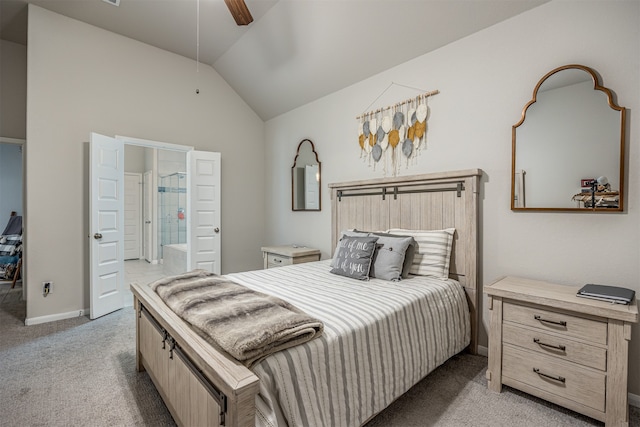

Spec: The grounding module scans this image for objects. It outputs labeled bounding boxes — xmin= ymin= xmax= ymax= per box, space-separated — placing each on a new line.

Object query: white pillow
xmin=386 ymin=228 xmax=455 ymax=278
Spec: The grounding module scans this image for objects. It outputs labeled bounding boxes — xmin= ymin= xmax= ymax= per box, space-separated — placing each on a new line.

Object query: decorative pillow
xmin=386 ymin=228 xmax=455 ymax=278
xmin=330 ymin=229 xmax=370 ymax=268
xmin=369 ymin=233 xmax=416 ymax=281
xmin=330 ymin=235 xmax=379 ymax=280
xmin=0 ymin=234 xmax=21 ymax=245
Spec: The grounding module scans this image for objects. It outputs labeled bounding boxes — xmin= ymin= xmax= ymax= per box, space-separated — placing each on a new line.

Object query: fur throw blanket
xmin=150 ymin=270 xmax=324 ymax=368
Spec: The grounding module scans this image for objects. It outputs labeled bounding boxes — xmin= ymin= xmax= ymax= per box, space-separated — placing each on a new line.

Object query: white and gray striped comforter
xmin=226 ymin=260 xmax=470 ymax=427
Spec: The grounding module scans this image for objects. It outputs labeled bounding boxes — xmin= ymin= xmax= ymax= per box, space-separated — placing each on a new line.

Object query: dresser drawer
xmin=503 ymin=301 xmax=607 ymax=345
xmin=502 ymin=323 xmax=606 ymax=371
xmin=266 ymin=254 xmax=293 ymax=268
xmin=503 ymin=344 xmax=605 ymax=412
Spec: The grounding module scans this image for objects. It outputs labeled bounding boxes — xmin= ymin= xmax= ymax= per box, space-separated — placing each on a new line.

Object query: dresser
xmin=261 ymin=245 xmax=320 ymax=269
xmin=485 ymin=276 xmax=638 ymax=426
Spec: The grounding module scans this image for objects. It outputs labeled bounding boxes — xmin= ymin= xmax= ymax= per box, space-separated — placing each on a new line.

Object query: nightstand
xmin=261 ymin=245 xmax=321 ymax=269
xmin=485 ymin=276 xmax=638 ymax=426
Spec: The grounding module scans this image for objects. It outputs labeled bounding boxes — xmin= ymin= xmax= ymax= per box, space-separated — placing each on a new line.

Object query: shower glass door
xmin=158 ymin=172 xmax=187 ymax=258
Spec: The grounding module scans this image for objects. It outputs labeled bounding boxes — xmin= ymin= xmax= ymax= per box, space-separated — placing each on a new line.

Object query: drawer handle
xmin=533 ymin=338 xmax=566 ymax=352
xmin=533 ymin=368 xmax=565 ymax=383
xmin=273 ymin=258 xmax=282 ymax=263
xmin=534 ymin=315 xmax=567 ymax=327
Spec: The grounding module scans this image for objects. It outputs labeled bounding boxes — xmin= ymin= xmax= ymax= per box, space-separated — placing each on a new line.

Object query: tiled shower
xmin=158 ymin=172 xmax=187 ymax=259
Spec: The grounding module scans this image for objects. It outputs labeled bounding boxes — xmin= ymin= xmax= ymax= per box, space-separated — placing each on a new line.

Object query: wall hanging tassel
xmin=357 ymin=84 xmax=437 ymax=176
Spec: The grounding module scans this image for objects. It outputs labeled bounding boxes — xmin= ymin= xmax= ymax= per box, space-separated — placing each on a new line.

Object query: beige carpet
xmin=1 ymin=283 xmax=638 ymax=426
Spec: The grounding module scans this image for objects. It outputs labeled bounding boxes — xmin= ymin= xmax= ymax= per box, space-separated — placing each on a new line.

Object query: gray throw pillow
xmin=330 ymin=235 xmax=379 ymax=280
xmin=371 ymin=232 xmax=417 ymax=279
xmin=330 ymin=229 xmax=370 ymax=268
xmin=369 ymin=234 xmax=416 ymax=281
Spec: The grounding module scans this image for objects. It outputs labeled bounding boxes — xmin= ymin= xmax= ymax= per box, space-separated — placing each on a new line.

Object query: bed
xmin=131 ymin=169 xmax=481 ymax=427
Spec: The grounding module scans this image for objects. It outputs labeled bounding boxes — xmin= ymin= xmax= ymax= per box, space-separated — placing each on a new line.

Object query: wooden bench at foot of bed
xmin=132 ymin=282 xmax=259 ymax=427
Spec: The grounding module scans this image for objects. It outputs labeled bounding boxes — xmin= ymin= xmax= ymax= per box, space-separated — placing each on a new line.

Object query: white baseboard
xmin=25 ymin=308 xmax=88 ymax=325
xmin=477 ymin=344 xmax=488 ymax=357
xmin=629 ymin=392 xmax=640 ymax=408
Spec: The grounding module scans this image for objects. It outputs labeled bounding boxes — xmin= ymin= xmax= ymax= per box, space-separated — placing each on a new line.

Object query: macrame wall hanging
xmin=356 ymin=83 xmax=438 ymax=176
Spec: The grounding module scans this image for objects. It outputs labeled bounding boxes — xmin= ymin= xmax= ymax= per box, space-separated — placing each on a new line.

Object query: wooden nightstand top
xmin=485 ymin=276 xmax=638 ymax=324
xmin=261 ymin=245 xmax=320 ymax=258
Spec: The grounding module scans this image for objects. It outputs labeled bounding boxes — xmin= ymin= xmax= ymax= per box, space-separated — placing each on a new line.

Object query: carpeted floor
xmin=1 ymin=283 xmax=638 ymax=426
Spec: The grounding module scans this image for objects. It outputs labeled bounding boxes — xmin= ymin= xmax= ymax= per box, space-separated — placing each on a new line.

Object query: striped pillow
xmin=386 ymin=228 xmax=455 ymax=278
xmin=0 ymin=234 xmax=22 ymax=257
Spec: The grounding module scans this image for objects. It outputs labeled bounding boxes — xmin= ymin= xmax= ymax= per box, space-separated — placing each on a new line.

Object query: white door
xmin=187 ymin=151 xmax=221 ymax=274
xmin=124 ymin=173 xmax=142 ymax=260
xmin=90 ymin=133 xmax=125 ymax=319
xmin=143 ymin=170 xmax=153 ymax=262
xmin=305 ymin=164 xmax=319 ymax=209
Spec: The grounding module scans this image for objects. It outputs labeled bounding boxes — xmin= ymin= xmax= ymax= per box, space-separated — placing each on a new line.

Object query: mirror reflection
xmin=292 ymin=139 xmax=321 ymax=211
xmin=512 ymin=65 xmax=625 ymax=211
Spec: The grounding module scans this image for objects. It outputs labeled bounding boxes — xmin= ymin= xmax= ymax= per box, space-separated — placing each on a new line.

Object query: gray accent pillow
xmin=370 ymin=233 xmax=417 ymax=280
xmin=329 ymin=235 xmax=379 ymax=280
xmin=330 ymin=229 xmax=370 ymax=268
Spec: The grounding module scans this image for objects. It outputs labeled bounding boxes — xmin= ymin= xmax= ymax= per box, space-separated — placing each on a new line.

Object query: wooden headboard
xmin=328 ymin=169 xmax=482 ymax=354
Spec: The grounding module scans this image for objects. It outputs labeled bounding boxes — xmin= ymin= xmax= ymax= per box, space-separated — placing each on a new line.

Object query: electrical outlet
xmin=42 ymin=281 xmax=53 ymax=297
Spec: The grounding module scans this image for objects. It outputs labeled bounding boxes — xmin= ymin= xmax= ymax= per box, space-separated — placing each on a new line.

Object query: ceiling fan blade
xmin=224 ymin=0 xmax=254 ymax=26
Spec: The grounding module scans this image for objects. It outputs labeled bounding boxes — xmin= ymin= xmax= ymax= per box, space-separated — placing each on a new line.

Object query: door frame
xmin=117 ymin=135 xmax=193 ymax=152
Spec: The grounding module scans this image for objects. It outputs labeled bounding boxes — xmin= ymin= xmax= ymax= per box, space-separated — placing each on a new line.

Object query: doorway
xmin=123 ymin=141 xmax=189 ymax=294
xmin=0 ymin=138 xmax=25 ymax=306
xmin=90 ymin=133 xmax=221 ymax=319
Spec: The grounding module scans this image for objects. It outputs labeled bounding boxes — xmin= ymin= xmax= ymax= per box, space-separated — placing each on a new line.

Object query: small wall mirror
xmin=512 ymin=64 xmax=626 ymax=212
xmin=292 ymin=139 xmax=321 ymax=211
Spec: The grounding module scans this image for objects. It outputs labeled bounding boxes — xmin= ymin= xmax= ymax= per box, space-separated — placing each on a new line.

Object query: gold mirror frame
xmin=511 ymin=64 xmax=626 ymax=212
xmin=291 ymin=139 xmax=321 ymax=211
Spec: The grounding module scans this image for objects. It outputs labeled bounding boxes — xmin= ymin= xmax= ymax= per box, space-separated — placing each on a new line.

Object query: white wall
xmin=0 ymin=39 xmax=27 ymax=139
xmin=26 ymin=6 xmax=265 ymax=322
xmin=124 ymin=145 xmax=145 ymax=173
xmin=265 ymin=1 xmax=640 ymax=393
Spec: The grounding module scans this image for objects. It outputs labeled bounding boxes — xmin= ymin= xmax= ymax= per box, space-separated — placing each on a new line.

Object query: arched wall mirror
xmin=511 ymin=64 xmax=626 ymax=212
xmin=292 ymin=139 xmax=321 ymax=211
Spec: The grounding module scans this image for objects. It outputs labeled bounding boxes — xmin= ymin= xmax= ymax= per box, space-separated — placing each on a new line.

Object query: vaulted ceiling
xmin=0 ymin=0 xmax=548 ymax=120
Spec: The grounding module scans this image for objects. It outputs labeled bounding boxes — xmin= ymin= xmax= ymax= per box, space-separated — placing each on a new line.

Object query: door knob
xmin=214 ymin=227 xmax=220 ymax=233
xmin=93 ymin=233 xmax=103 ymax=239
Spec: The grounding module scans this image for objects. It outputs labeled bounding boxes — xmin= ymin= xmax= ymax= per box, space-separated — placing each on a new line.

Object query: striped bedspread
xmin=227 ymin=260 xmax=470 ymax=427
